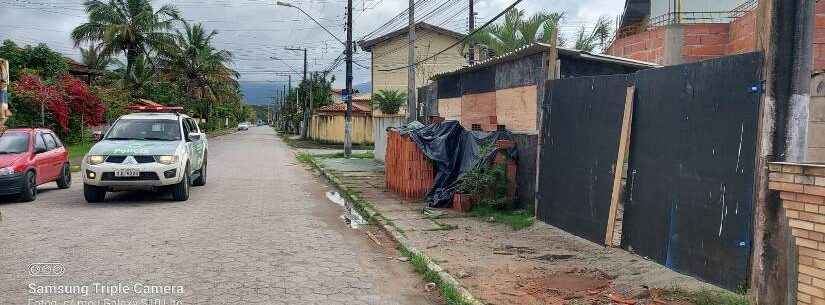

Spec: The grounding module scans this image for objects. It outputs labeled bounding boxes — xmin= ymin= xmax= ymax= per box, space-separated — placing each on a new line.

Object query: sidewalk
xmin=301 ymin=153 xmax=747 ymax=305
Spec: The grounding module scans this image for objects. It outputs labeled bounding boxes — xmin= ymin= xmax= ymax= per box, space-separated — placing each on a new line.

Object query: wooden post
xmin=604 ymin=86 xmax=635 ymax=247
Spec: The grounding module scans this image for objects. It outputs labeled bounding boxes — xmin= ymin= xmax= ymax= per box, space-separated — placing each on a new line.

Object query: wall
xmin=495 ymin=85 xmax=538 ymax=132
xmin=373 ymin=115 xmax=406 ymax=162
xmin=816 ymin=1 xmax=825 ymax=71
xmin=809 ymin=73 xmax=825 ymax=162
xmin=768 ymin=162 xmax=825 ymax=305
xmin=371 ymin=30 xmax=466 ymax=95
xmin=681 ymin=23 xmax=730 ymax=63
xmin=309 ymin=114 xmax=373 ymax=144
xmin=512 ymin=132 xmax=537 ymax=210
xmin=726 ymin=9 xmax=757 ymax=54
xmin=604 ymin=27 xmax=667 ymax=64
xmin=459 ymin=92 xmax=497 ymax=130
xmin=438 ymin=97 xmax=461 ymax=121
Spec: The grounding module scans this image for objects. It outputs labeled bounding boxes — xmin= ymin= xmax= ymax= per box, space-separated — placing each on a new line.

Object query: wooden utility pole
xmin=750 ymin=0 xmax=814 ymax=304
xmin=468 ymin=0 xmax=475 ymax=65
xmin=406 ymin=0 xmax=417 ymax=122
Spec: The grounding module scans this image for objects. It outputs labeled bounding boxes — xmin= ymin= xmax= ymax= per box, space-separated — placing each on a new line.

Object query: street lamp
xmin=275 ymin=2 xmax=345 ymax=46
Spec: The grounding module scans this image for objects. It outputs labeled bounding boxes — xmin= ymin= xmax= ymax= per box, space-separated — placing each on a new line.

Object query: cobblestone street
xmin=0 ymin=127 xmax=437 ymax=305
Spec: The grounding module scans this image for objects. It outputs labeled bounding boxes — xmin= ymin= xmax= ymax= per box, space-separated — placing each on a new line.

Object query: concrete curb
xmin=302 ymin=155 xmax=484 ymax=305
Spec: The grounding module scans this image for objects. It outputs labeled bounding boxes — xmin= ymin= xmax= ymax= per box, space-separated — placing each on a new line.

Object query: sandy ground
xmin=317 ymin=157 xmax=726 ymax=305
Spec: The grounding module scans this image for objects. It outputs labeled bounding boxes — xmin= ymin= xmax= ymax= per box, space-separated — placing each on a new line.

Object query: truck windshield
xmin=106 ymin=119 xmax=181 ymax=141
xmin=0 ymin=132 xmax=30 ymax=154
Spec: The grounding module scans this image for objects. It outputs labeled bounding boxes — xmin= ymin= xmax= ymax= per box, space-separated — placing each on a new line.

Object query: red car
xmin=0 ymin=128 xmax=71 ymax=201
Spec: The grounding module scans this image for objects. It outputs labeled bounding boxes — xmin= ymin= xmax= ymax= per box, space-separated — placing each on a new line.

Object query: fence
xmin=536 ymin=52 xmax=763 ymax=290
xmin=385 ymin=130 xmax=435 ymax=199
xmin=373 ymin=115 xmax=406 ymax=162
xmin=309 ymin=114 xmax=373 ymax=144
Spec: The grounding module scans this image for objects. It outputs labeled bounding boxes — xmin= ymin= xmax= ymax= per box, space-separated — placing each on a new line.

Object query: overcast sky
xmin=0 ymin=0 xmax=624 ymax=90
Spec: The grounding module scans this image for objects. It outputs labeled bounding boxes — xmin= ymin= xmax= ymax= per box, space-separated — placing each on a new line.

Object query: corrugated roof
xmin=430 ymin=43 xmax=660 ymax=80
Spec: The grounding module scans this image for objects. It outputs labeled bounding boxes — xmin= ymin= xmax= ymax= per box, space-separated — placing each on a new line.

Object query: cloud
xmin=0 ymin=0 xmax=624 ymax=91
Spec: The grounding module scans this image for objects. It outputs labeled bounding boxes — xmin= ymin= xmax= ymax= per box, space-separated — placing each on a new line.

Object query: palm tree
xmin=573 ymin=16 xmax=613 ymax=52
xmin=157 ymin=21 xmax=238 ymax=125
xmin=470 ymin=8 xmax=614 ymax=56
xmin=79 ymin=43 xmax=113 ymax=71
xmin=71 ymin=0 xmax=180 ymax=88
xmin=469 ymin=8 xmax=563 ymax=57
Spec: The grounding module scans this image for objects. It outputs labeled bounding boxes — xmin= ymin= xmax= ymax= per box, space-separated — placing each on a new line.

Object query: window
xmin=43 ymin=133 xmax=57 ymax=151
xmin=0 ymin=132 xmax=30 ymax=154
xmin=105 ymin=119 xmax=182 ymax=141
xmin=34 ymin=133 xmax=46 ymax=152
xmin=187 ymin=119 xmax=199 ymax=133
xmin=46 ymin=133 xmax=63 ymax=148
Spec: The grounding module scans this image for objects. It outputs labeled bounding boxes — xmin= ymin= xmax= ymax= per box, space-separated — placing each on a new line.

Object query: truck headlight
xmin=87 ymin=155 xmax=105 ymax=165
xmin=156 ymin=155 xmax=178 ymax=165
xmin=0 ymin=167 xmax=15 ymax=176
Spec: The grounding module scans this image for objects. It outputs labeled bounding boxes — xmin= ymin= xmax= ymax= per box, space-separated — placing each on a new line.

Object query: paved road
xmin=0 ymin=127 xmax=436 ymax=305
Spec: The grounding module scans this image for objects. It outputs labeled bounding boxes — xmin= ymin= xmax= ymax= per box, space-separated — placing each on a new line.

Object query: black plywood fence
xmin=536 ymin=52 xmax=763 ymax=290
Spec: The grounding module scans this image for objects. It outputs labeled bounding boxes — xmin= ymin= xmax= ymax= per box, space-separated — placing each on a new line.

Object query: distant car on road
xmin=81 ymin=109 xmax=208 ymax=203
xmin=237 ymin=122 xmax=250 ymax=131
xmin=0 ymin=128 xmax=71 ymax=201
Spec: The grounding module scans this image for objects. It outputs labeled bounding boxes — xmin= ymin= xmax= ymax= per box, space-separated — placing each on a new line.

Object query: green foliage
xmin=662 ymin=289 xmax=749 ymax=305
xmin=0 ymin=39 xmax=70 ymax=81
xmin=573 ymin=16 xmax=613 ymax=52
xmin=371 ymin=89 xmax=406 ymax=114
xmin=398 ymin=247 xmax=472 ymax=305
xmin=470 ymin=204 xmax=534 ymax=230
xmin=457 ymin=144 xmax=508 ymax=208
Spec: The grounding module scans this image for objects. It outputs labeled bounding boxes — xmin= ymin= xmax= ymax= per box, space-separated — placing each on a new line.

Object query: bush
xmin=371 ymin=89 xmax=406 ymax=114
xmin=456 ymin=144 xmax=509 ymax=208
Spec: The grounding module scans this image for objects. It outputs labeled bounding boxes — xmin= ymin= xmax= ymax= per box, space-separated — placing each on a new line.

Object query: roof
xmin=431 ymin=43 xmax=660 ymax=79
xmin=66 ymin=58 xmax=104 ymax=75
xmin=359 ymin=22 xmax=465 ymax=51
xmin=619 ymin=0 xmax=651 ymax=29
xmin=317 ymin=102 xmax=371 ymax=113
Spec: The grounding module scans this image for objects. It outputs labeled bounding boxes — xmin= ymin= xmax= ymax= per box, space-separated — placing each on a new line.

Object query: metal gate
xmin=621 ymin=53 xmax=762 ymax=289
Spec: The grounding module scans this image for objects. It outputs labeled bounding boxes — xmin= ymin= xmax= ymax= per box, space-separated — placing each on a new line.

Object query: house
xmin=309 ymin=101 xmax=374 ymax=145
xmin=430 ymin=43 xmax=657 ymax=132
xmin=330 ymin=88 xmax=371 ymax=110
xmin=358 ymin=22 xmax=468 ymax=112
xmin=66 ymin=58 xmax=103 ymax=84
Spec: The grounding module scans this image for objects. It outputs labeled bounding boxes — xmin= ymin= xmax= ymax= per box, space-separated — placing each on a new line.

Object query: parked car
xmin=237 ymin=122 xmax=250 ymax=131
xmin=0 ymin=128 xmax=71 ymax=201
xmin=81 ymin=110 xmax=208 ymax=203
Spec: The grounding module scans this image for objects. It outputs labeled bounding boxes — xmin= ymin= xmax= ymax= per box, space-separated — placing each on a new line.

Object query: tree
xmin=573 ymin=16 xmax=612 ymax=52
xmin=71 ymin=0 xmax=180 ymax=89
xmin=469 ymin=8 xmax=614 ymax=56
xmin=157 ymin=21 xmax=238 ymax=126
xmin=371 ymin=89 xmax=406 ymax=114
xmin=470 ymin=8 xmax=563 ymax=57
xmin=79 ymin=43 xmax=114 ymax=71
xmin=0 ymin=40 xmax=69 ymax=81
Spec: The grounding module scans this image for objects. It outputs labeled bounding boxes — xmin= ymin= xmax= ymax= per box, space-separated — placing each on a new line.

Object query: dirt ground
xmin=315 ymin=157 xmax=727 ymax=305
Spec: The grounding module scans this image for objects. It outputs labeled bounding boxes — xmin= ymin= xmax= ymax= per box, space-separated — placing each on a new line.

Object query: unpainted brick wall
xmin=460 ymin=92 xmax=497 ymax=131
xmin=604 ymin=27 xmax=667 ymax=64
xmin=769 ymin=162 xmax=825 ymax=305
xmin=385 ymin=130 xmax=435 ymax=199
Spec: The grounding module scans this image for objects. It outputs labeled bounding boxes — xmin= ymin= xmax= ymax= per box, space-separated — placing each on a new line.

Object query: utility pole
xmin=344 ymin=0 xmax=354 ymax=157
xmin=468 ymin=0 xmax=475 ymax=65
xmin=286 ymin=47 xmax=309 ymax=138
xmin=406 ymin=0 xmax=417 ymax=123
xmin=750 ymin=0 xmax=814 ymax=304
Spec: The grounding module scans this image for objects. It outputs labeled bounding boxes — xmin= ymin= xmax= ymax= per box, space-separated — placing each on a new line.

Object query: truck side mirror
xmin=92 ymin=131 xmax=103 ymax=142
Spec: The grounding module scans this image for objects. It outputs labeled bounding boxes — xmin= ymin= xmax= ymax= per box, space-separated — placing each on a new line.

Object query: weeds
xmin=295 ymin=153 xmax=314 ymax=164
xmin=470 ymin=204 xmax=534 ymax=230
xmin=398 ymin=246 xmax=472 ymax=305
xmin=317 ymin=151 xmax=375 ymax=159
xmin=662 ymin=289 xmax=749 ymax=305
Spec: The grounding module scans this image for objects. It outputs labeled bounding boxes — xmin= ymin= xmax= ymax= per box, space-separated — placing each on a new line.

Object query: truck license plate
xmin=114 ymin=168 xmax=140 ymax=177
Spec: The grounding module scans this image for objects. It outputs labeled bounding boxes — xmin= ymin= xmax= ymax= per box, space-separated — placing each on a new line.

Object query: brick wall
xmin=682 ymin=23 xmax=731 ymax=63
xmin=495 ymin=85 xmax=538 ymax=132
xmin=605 ymin=27 xmax=666 ymax=64
xmin=726 ymin=10 xmax=757 ymax=54
xmin=460 ymin=92 xmax=497 ymax=131
xmin=769 ymin=162 xmax=825 ymax=304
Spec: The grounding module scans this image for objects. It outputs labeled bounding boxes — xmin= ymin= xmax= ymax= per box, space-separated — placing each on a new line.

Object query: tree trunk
xmin=125 ymin=45 xmax=139 ymax=96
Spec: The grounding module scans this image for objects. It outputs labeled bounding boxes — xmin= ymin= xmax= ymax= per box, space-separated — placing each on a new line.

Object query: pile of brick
xmin=384 ymin=130 xmax=435 ymax=199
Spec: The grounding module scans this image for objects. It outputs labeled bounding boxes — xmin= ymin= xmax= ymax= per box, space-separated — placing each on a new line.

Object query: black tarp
xmin=404 ymin=121 xmax=516 ymax=208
